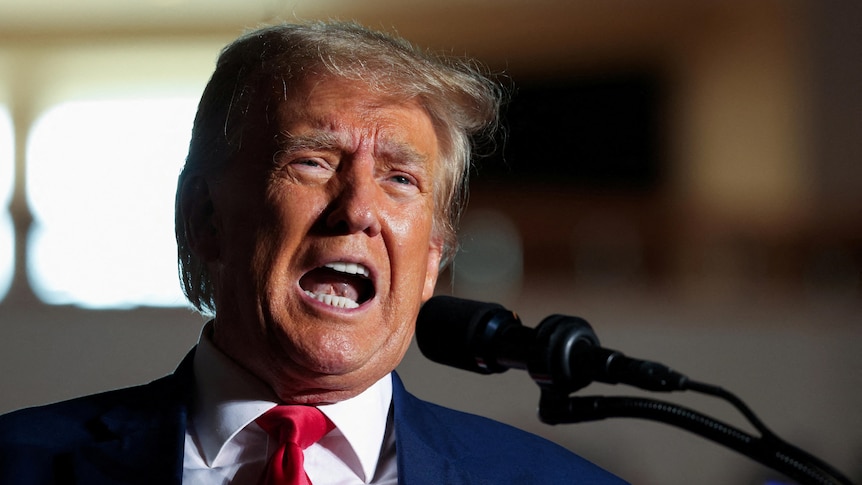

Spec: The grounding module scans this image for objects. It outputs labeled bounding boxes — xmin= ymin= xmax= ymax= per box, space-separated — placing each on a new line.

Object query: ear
xmin=179 ymin=175 xmax=220 ymax=262
xmin=421 ymin=236 xmax=444 ymax=301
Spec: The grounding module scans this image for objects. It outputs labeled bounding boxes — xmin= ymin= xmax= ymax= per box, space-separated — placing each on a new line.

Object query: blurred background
xmin=0 ymin=1 xmax=859 ymax=483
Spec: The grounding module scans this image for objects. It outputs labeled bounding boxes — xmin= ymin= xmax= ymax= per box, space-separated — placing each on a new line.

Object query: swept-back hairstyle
xmin=176 ymin=21 xmax=502 ymax=314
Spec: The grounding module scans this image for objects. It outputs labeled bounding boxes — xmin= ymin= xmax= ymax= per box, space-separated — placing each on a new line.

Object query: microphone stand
xmin=524 ymin=313 xmax=855 ymax=485
xmin=538 ymin=386 xmax=854 ymax=485
xmin=415 ymin=296 xmax=855 ymax=485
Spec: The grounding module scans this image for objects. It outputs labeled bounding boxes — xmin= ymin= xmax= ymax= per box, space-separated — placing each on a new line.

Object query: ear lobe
xmin=180 ymin=175 xmax=220 ymax=262
xmin=421 ymin=236 xmax=444 ymax=301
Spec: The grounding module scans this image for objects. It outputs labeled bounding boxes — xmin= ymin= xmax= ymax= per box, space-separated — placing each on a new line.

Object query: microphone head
xmin=416 ymin=295 xmax=516 ymax=374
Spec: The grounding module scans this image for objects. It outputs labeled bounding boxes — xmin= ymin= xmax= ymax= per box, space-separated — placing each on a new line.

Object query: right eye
xmin=278 ymin=155 xmax=337 ymax=185
xmin=293 ymin=158 xmax=322 ymax=168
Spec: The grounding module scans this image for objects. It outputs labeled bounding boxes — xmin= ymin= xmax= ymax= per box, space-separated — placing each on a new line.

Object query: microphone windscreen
xmin=416 ymin=295 xmax=507 ymax=374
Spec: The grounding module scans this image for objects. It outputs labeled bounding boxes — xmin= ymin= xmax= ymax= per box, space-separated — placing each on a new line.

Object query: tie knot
xmin=256 ymin=406 xmax=334 ymax=449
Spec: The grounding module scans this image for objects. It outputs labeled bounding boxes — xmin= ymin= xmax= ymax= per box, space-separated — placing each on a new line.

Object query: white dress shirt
xmin=182 ymin=323 xmax=398 ymax=484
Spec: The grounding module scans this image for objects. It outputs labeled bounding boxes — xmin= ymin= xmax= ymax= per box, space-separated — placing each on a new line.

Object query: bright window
xmin=26 ymin=98 xmax=197 ymax=308
xmin=0 ymin=106 xmax=13 ymax=301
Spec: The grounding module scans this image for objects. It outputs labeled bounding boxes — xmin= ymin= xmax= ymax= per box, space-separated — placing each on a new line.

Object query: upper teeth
xmin=325 ymin=262 xmax=370 ymax=278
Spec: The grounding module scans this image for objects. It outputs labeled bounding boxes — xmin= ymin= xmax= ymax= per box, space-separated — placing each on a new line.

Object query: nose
xmin=325 ymin=171 xmax=382 ymax=237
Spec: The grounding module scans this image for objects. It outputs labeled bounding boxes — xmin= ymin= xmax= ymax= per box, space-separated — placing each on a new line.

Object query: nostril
xmin=325 ymin=198 xmax=380 ymax=236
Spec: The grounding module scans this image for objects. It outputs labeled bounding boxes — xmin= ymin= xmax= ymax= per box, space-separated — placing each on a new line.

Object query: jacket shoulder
xmin=0 ymin=370 xmax=184 ymax=449
xmin=391 ymin=374 xmax=627 ymax=484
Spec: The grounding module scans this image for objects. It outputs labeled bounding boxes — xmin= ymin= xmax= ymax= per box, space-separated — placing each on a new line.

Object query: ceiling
xmin=0 ymin=0 xmax=445 ymax=36
xmin=1 ymin=0 xmax=709 ymax=75
xmin=0 ymin=0 xmax=359 ymax=35
xmin=0 ymin=0 xmax=710 ymax=49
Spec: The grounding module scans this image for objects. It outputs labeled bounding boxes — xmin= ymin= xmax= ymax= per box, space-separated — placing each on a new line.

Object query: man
xmin=0 ymin=22 xmax=626 ymax=484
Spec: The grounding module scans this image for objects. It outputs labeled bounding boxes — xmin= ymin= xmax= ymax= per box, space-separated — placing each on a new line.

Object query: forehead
xmin=274 ymin=77 xmax=440 ymax=157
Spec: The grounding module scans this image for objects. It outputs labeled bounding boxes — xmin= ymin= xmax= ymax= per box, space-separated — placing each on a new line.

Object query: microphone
xmin=416 ymin=295 xmax=689 ymax=393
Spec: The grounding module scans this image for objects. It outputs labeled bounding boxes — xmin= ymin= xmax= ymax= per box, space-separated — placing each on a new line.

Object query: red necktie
xmin=256 ymin=406 xmax=335 ymax=485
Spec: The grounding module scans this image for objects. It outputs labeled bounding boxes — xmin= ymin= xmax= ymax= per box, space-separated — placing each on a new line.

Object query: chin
xmin=289 ymin=338 xmax=366 ymax=373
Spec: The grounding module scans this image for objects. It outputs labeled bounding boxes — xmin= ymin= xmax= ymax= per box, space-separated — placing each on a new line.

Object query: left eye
xmin=390 ymin=175 xmax=413 ymax=185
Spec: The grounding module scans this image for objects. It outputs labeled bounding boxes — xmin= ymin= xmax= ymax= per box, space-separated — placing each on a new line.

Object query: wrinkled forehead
xmin=267 ymin=74 xmax=449 ymax=219
xmin=283 ymin=76 xmax=424 ymax=125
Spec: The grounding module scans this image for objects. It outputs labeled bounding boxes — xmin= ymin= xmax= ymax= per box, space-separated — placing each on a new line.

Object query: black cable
xmin=683 ymin=379 xmax=854 ymax=484
xmin=683 ymin=379 xmax=778 ymax=439
xmin=539 ymin=393 xmax=854 ymax=485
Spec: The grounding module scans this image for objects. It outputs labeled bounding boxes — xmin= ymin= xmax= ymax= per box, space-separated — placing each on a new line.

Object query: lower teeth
xmin=305 ymin=290 xmax=359 ymax=309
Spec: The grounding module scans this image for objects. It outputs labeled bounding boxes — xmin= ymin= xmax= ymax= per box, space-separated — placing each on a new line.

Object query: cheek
xmin=388 ymin=212 xmax=435 ymax=269
xmin=242 ymin=195 xmax=309 ymax=284
xmin=384 ymin=214 xmax=413 ymax=240
xmin=272 ymin=184 xmax=332 ymax=233
xmin=394 ymin=201 xmax=435 ymax=242
xmin=260 ymin=189 xmax=318 ymax=243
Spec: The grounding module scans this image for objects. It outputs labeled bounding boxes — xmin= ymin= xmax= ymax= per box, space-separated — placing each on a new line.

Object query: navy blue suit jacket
xmin=0 ymin=349 xmax=625 ymax=484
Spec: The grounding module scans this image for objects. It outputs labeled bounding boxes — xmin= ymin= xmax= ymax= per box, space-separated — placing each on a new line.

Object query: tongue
xmin=300 ymin=268 xmax=362 ymax=301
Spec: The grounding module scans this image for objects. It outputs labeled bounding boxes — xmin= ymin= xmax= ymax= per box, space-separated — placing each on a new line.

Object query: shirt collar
xmin=192 ymin=323 xmax=278 ymax=467
xmin=191 ymin=321 xmax=393 ymax=479
xmin=318 ymin=373 xmax=392 ymax=482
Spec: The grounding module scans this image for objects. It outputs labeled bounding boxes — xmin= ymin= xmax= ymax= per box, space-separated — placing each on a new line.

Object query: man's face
xmin=201 ymin=77 xmax=443 ymax=404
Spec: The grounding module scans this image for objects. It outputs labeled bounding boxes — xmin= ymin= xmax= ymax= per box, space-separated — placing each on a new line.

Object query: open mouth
xmin=299 ymin=262 xmax=375 ymax=309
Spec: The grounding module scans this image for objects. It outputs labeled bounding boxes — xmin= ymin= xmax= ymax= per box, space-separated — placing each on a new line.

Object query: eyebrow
xmin=276 ymin=129 xmax=431 ymax=168
xmin=275 ymin=130 xmax=344 ymax=155
xmin=376 ymin=139 xmax=431 ymax=168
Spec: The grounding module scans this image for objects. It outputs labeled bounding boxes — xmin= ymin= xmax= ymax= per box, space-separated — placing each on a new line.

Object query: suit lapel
xmin=391 ymin=373 xmax=485 ymax=485
xmin=70 ymin=350 xmax=196 ymax=485
xmin=71 ymin=407 xmax=186 ymax=484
